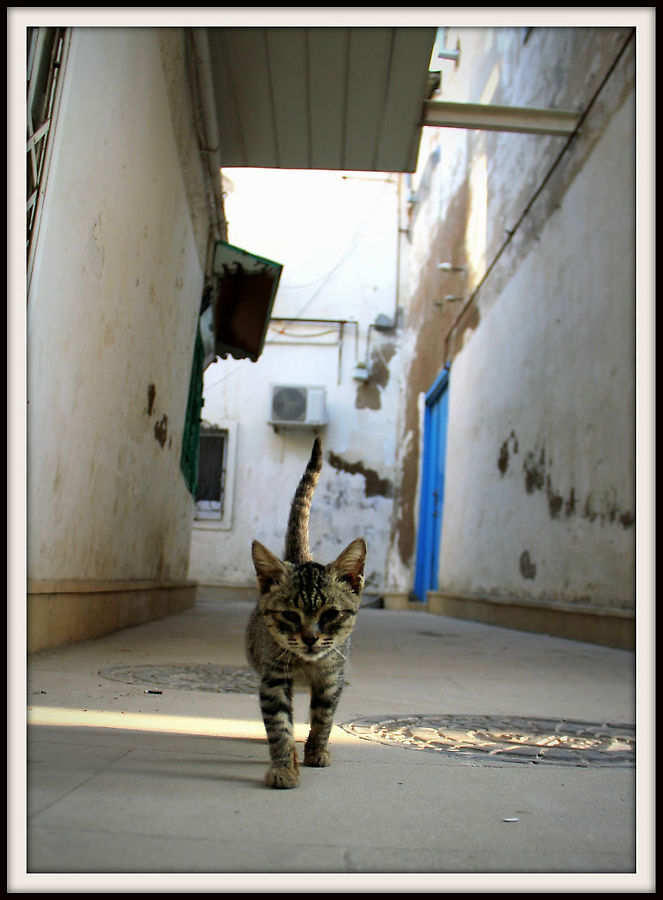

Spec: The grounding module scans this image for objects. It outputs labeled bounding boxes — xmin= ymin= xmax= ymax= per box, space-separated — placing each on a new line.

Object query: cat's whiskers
xmin=273 ymin=646 xmax=295 ymax=672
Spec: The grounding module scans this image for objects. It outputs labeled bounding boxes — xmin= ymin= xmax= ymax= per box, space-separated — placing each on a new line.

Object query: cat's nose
xmin=301 ymin=626 xmax=319 ymax=647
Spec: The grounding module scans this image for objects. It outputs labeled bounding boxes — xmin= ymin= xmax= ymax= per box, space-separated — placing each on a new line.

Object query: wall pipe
xmin=269 ymin=318 xmax=360 ymax=385
xmin=187 ymin=28 xmax=228 ymax=275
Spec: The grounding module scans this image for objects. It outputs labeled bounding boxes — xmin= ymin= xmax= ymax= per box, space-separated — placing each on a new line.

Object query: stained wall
xmin=188 ymin=169 xmax=403 ymax=596
xmin=386 ymin=26 xmax=636 ymax=633
xmin=27 ymin=28 xmax=212 ymax=648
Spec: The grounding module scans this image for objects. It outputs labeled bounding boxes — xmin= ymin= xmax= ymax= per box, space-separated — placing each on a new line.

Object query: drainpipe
xmin=394 ymin=174 xmax=404 ymax=328
xmin=188 ymin=28 xmax=227 ymax=274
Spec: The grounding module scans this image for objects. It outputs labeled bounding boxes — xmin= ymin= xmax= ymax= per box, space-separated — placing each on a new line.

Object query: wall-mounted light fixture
xmin=437 ymin=46 xmax=460 ymax=64
xmin=437 ymin=262 xmax=466 ymax=273
xmin=352 ymin=361 xmax=370 ymax=382
xmin=429 ymin=30 xmax=461 ymax=70
xmin=434 ymin=295 xmax=464 ymax=307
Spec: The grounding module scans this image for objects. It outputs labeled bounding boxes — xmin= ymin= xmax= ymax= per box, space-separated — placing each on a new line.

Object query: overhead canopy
xmin=203 ymin=26 xmax=438 ymax=173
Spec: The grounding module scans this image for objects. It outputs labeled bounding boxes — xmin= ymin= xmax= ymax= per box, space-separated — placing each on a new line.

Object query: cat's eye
xmin=318 ymin=608 xmax=342 ymax=630
xmin=280 ymin=611 xmax=302 ymax=627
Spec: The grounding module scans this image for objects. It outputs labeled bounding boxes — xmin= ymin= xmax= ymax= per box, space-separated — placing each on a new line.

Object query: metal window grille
xmin=27 ymin=27 xmax=67 ymax=267
xmin=195 ymin=428 xmax=228 ymax=520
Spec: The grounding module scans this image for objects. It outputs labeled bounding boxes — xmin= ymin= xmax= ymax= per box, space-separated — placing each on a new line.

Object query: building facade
xmin=22 ymin=21 xmax=643 ymax=652
xmin=26 ymin=28 xmax=223 ymax=650
xmin=188 ymin=169 xmax=405 ymax=598
xmin=384 ymin=26 xmax=637 ymax=647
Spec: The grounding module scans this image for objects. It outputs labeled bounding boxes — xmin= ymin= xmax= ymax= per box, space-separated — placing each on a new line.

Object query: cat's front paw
xmin=303 ymin=746 xmax=332 ymax=767
xmin=265 ymin=759 xmax=299 ymax=789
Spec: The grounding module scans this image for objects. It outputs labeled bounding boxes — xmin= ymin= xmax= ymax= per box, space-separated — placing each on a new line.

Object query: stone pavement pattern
xmin=16 ymin=595 xmax=647 ymax=890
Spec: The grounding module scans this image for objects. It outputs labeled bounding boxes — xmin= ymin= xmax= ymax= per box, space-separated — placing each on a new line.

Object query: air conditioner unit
xmin=268 ymin=385 xmax=328 ymax=429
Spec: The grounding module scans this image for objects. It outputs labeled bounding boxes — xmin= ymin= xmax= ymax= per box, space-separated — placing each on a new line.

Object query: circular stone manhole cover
xmin=99 ymin=663 xmax=259 ymax=694
xmin=341 ymin=714 xmax=635 ymax=767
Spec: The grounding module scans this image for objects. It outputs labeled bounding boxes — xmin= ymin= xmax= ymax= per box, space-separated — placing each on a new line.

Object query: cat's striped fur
xmin=246 ymin=437 xmax=367 ymax=789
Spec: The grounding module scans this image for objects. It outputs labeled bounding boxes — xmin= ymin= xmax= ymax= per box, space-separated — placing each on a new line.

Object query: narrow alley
xmin=13 ymin=9 xmax=654 ymax=894
xmin=22 ymin=592 xmax=640 ymax=888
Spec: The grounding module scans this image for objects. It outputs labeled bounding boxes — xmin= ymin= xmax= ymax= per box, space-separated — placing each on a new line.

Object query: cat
xmin=246 ymin=437 xmax=367 ymax=789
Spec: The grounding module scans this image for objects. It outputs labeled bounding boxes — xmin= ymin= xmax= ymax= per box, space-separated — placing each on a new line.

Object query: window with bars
xmin=194 ymin=427 xmax=229 ymax=521
xmin=27 ymin=27 xmax=67 ymax=267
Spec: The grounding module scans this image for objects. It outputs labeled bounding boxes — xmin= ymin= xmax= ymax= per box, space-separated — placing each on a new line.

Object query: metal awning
xmin=201 ymin=26 xmax=437 ymax=173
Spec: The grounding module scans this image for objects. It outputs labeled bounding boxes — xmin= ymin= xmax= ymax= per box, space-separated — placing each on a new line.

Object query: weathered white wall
xmin=188 ymin=170 xmax=402 ymax=594
xmin=28 ymin=28 xmax=208 ymax=583
xmin=386 ymin=26 xmax=636 ymax=613
xmin=440 ymin=93 xmax=635 ymax=608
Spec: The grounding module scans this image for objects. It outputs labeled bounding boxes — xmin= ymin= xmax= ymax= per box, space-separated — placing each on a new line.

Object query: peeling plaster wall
xmin=387 ymin=26 xmax=636 ymax=612
xmin=27 ymin=28 xmax=209 ymax=585
xmin=188 ymin=170 xmax=401 ymax=595
xmin=188 ymin=345 xmax=400 ymax=594
xmin=441 ymin=89 xmax=635 ymax=608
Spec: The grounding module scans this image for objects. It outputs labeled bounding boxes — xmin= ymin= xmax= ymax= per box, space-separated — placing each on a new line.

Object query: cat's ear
xmin=331 ymin=538 xmax=366 ymax=597
xmin=251 ymin=540 xmax=288 ymax=596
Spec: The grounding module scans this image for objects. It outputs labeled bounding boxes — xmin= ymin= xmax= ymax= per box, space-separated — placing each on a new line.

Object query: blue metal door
xmin=413 ymin=367 xmax=450 ymax=602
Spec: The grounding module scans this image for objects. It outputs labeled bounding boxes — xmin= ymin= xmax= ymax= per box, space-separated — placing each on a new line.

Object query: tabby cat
xmin=246 ymin=437 xmax=367 ymax=789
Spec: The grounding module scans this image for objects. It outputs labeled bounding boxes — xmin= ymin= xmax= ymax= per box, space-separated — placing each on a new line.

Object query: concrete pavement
xmin=12 ymin=593 xmax=653 ymax=891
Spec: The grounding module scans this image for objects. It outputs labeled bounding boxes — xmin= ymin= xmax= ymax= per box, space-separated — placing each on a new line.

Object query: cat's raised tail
xmin=283 ymin=437 xmax=323 ymax=564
